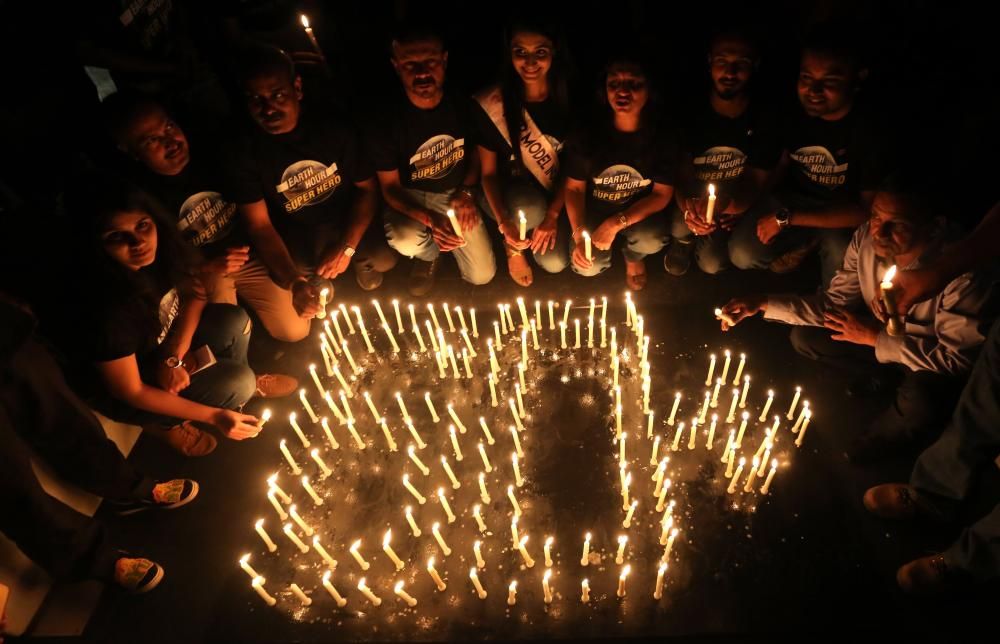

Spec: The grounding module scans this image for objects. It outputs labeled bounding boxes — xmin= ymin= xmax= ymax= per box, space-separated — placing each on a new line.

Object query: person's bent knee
xmin=789 ymin=326 xmax=826 ymax=361
xmin=261 ymin=315 xmax=310 ymax=343
xmin=462 ymin=261 xmax=497 ymax=286
xmin=697 ymin=254 xmax=730 ymax=275
xmin=534 ymin=250 xmax=569 ymax=274
xmin=202 ymin=303 xmax=251 ymax=335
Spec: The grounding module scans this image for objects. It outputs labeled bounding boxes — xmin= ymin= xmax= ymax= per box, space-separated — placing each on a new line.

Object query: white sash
xmin=475 ymin=86 xmax=559 ymax=191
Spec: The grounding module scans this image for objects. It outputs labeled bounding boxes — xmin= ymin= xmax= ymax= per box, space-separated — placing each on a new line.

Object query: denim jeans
xmin=910 ymin=320 xmax=1000 ymax=580
xmin=570 ymin=208 xmax=669 ymax=277
xmin=501 ymin=179 xmax=570 ymax=274
xmin=383 ymin=188 xmax=497 ymax=285
xmin=110 ymin=303 xmax=257 ymax=427
xmin=668 ymin=204 xmax=731 ymax=274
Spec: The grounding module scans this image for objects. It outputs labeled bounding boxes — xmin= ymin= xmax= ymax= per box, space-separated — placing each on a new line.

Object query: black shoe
xmin=408 ymin=258 xmax=439 ymax=297
xmin=111 ymin=479 xmax=199 ymax=516
xmin=663 ymin=239 xmax=693 ymax=276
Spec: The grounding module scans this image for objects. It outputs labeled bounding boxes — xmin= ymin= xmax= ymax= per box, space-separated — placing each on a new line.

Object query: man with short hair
xmin=719 ymin=176 xmax=991 ymax=461
xmin=728 ymin=22 xmax=893 ymax=287
xmin=370 ymin=26 xmax=496 ymax=296
xmin=226 ymin=45 xmax=396 ymax=316
xmin=664 ymin=29 xmax=779 ymax=276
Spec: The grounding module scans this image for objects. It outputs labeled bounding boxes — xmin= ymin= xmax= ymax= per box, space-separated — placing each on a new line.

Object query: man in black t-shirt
xmin=370 ymin=27 xmax=496 ymax=296
xmin=105 ymin=93 xmax=310 ymax=343
xmin=729 ymin=23 xmax=893 ymax=287
xmin=226 ymin=46 xmax=397 ymax=322
xmin=664 ymin=30 xmax=780 ymax=276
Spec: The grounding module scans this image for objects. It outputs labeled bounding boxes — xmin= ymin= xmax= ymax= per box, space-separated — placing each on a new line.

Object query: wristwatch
xmin=775 ymin=208 xmax=791 ymax=229
xmin=343 ymin=245 xmax=356 ymax=258
xmin=164 ymin=355 xmax=184 ymax=369
xmin=617 ymin=214 xmax=629 ymax=228
xmin=456 ymin=186 xmax=476 ymax=200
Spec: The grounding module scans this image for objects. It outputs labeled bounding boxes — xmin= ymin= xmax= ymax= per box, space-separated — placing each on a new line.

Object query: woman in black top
xmin=67 ymin=175 xmax=263 ymax=455
xmin=476 ymin=20 xmax=572 ymax=287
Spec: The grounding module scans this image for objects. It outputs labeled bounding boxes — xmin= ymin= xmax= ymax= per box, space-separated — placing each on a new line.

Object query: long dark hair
xmin=587 ymin=50 xmax=663 ymax=171
xmin=65 ymin=172 xmax=200 ymax=321
xmin=499 ymin=20 xmax=572 ymax=150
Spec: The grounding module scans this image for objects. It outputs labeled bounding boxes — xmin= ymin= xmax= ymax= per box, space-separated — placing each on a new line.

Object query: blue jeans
xmin=910 ymin=320 xmax=1000 ymax=581
xmin=113 ymin=303 xmax=257 ymax=426
xmin=383 ymin=188 xmax=497 ymax=285
xmin=668 ymin=204 xmax=731 ymax=274
xmin=502 ymin=180 xmax=569 ymax=274
xmin=728 ymin=200 xmax=852 ymax=288
xmin=570 ymin=209 xmax=669 ymax=277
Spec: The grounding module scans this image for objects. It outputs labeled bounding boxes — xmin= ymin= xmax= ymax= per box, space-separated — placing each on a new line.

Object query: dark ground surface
xmin=77 ymin=253 xmax=999 ymax=643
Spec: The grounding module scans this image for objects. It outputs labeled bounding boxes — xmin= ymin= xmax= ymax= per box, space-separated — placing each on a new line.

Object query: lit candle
xmin=727 ymin=458 xmax=746 ymax=494
xmin=516 ymin=535 xmax=535 ymax=567
xmin=574 ymin=318 xmax=581 ymax=348
xmin=507 ymin=484 xmax=522 ymax=517
xmin=791 ymin=401 xmax=810 ymax=433
xmin=279 ymin=439 xmax=303 ymax=475
xmin=394 ymin=581 xmax=417 ymax=607
xmin=357 ymin=578 xmax=382 ymax=606
xmin=760 ymin=459 xmax=779 ymax=494
xmin=615 ymin=535 xmax=628 ymax=565
xmin=353 ymin=307 xmax=375 ymax=353
xmin=652 ymin=461 xmax=667 ymax=499
xmin=541 ymin=569 xmax=554 ymax=604
xmin=251 ymin=576 xmax=276 ymax=606
xmin=699 ymin=391 xmax=711 ymax=423
xmin=432 ymin=522 xmax=452 ymax=556
xmin=670 ymin=422 xmax=684 ymax=452
xmin=664 ymin=528 xmax=679 ymax=560
xmin=267 ymin=490 xmax=288 ymax=521
xmin=346 ymin=421 xmax=365 ymax=450
xmin=468 ymin=504 xmax=485 ymax=533
xmin=438 ymin=487 xmax=457 ymax=523
xmin=687 ymin=418 xmax=699 ymax=450
xmin=428 ymin=303 xmax=442 ymax=334
xmin=559 ymin=321 xmax=567 ymax=349
xmin=705 ymin=353 xmax=716 ymax=386
xmin=383 ymin=323 xmax=400 ymax=353
xmin=472 ymin=539 xmax=486 ymax=569
xmin=316 ymin=287 xmax=329 ymax=320
xmin=529 ymin=318 xmax=540 ymax=350
xmin=446 ymin=208 xmax=464 ymax=239
xmin=581 ymin=532 xmax=592 ymax=566
xmin=488 ymin=374 xmax=499 ymax=407
xmin=427 ymin=557 xmax=447 ymax=591
xmin=743 ymin=456 xmax=760 ymax=493
xmin=283 ymin=523 xmax=309 ymax=553
xmin=509 ymin=453 xmax=525 ymax=488
xmin=623 ymin=499 xmax=639 ymax=528
xmin=383 ymin=529 xmax=405 ymax=571
xmin=726 ymin=388 xmax=740 ymax=423
xmin=427 ymin=320 xmax=440 ymax=353
xmin=655 ymin=478 xmax=669 ymax=512
xmin=739 ymin=375 xmax=751 ymax=408
xmin=320 ymin=339 xmax=334 ymax=376
xmin=321 ymin=571 xmax=347 ymax=607
xmin=795 ymin=410 xmax=812 ymax=447
xmin=786 ymin=386 xmax=802 ymax=420
xmin=705 ymin=183 xmax=717 ymax=223
xmin=349 ymin=539 xmax=370 ymax=570
xmin=562 ymin=299 xmax=572 ymax=329
xmin=759 ymin=389 xmax=775 ymax=422
xmin=341 ymin=340 xmax=360 ymax=374
xmin=308 ymin=364 xmax=325 ymax=398
xmin=443 ymin=302 xmax=455 ymax=333
xmin=469 ymin=567 xmax=488 ymax=599
xmin=407 ymin=445 xmax=430 ymax=475
xmin=472 ymin=442 xmax=491 ymax=475
xmin=619 ymin=432 xmax=627 ymax=466
xmin=514 ymin=296 xmax=527 ymax=330
xmin=510 ymin=516 xmax=520 ymax=547
xmin=654 ymin=562 xmax=668 ymax=599
xmin=617 ymin=565 xmax=630 ymax=598
xmin=710 ymin=378 xmax=722 ymax=408
xmin=646 ymin=411 xmax=655 ymax=440
xmin=757 ymin=440 xmax=772 ymax=476
xmin=290 ymin=583 xmax=314 ymax=605
xmin=317 ymin=417 xmax=338 ymax=450
xmin=339 ymin=391 xmax=354 ymax=423
xmin=309 ymin=448 xmax=333 ymax=478
xmin=255 ymin=519 xmax=278 ymax=552
xmin=582 ymin=230 xmax=592 ymax=260
xmin=880 ymin=264 xmax=904 ymax=335
xmin=338 ymin=303 xmax=355 ymax=334
xmin=471 ymin=307 xmax=479 ymax=337
xmin=507 ymin=580 xmax=518 ymax=605
xmin=405 ymin=505 xmax=422 ymax=537
xmin=299 ymin=476 xmax=323 ymax=507
xmin=449 ymin=425 xmax=464 ymax=461
xmin=447 ymin=344 xmax=460 ymax=379
xmin=736 ymin=411 xmax=749 ymax=448
xmin=732 ymin=352 xmax=746 ymax=384
xmin=510 ymin=400 xmax=525 ymax=433
xmin=707 ymin=414 xmax=718 ymax=449
xmin=303 ymin=535 xmax=335 ymax=572
xmin=299 ymin=389 xmax=318 ymax=424
xmin=379 ymin=417 xmax=397 ymax=452
xmin=479 ymin=472 xmax=491 ymax=503
xmin=239 ymin=553 xmax=261 ymax=580
xmin=720 ymin=349 xmax=732 ymax=384
xmin=667 ymin=392 xmax=681 ymax=425
xmin=581 ymin=578 xmax=591 ymax=602
xmin=403 ymin=474 xmax=426 ymax=504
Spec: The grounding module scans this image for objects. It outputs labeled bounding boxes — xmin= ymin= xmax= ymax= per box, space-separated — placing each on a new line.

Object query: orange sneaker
xmin=254 ymin=373 xmax=298 ymax=398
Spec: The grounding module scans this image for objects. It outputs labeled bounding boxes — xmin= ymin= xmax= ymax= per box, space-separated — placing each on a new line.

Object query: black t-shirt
xmin=678 ymin=102 xmax=781 ymax=190
xmin=369 ymin=92 xmax=477 ymax=193
xmin=565 ymin=121 xmax=677 ymax=219
xmin=128 ymin=149 xmax=242 ymax=256
xmin=778 ymin=106 xmax=892 ymax=209
xmin=225 ymin=106 xmax=371 ymax=263
xmin=81 ymin=273 xmax=179 ymax=365
xmin=474 ymin=95 xmax=569 ymax=190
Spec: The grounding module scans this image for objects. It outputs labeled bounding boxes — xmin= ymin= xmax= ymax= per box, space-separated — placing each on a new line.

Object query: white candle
xmin=507 ymin=580 xmax=518 ymax=605
xmin=427 ymin=319 xmax=440 ymax=352
xmin=447 ymin=344 xmax=460 ymax=379
xmin=427 ymin=303 xmax=442 ymax=334
xmin=308 ymin=364 xmax=325 ymax=399
xmin=516 ymin=535 xmax=535 ymax=567
xmin=733 ymin=352 xmax=746 ymax=384
xmin=670 ymin=422 xmax=684 ymax=452
xmin=541 ymin=569 xmax=554 ymax=604
xmin=726 ymin=388 xmax=740 ymax=423
xmin=309 ymin=448 xmax=333 ymax=478
xmin=739 ymin=376 xmax=751 ymax=408
xmin=349 ymin=539 xmax=370 ymax=570
xmin=331 ymin=310 xmax=347 ymax=346
xmin=515 ymin=296 xmax=528 ymax=330
xmin=353 ymin=307 xmax=375 ymax=353
xmin=759 ymin=389 xmax=774 ymax=422
xmin=787 ymin=386 xmax=802 ymax=420
xmin=392 ymin=392 xmax=410 ymax=423
xmin=322 ymin=571 xmax=348 ymax=607
xmin=372 ymin=299 xmax=389 ymax=331
xmin=473 ymin=441 xmax=492 ymax=473
xmin=299 ymin=389 xmax=318 ymax=424
xmin=283 ymin=523 xmax=309 ymax=553
xmin=279 ymin=439 xmax=303 ymax=475
xmin=710 ymin=378 xmax=722 ymax=408
xmin=255 ymin=519 xmax=278 ymax=552
xmin=438 ymin=487 xmax=457 ymax=523
xmin=394 ymin=581 xmax=417 ymax=607
xmin=511 ymin=516 xmax=520 ymax=547
xmin=574 ymin=318 xmax=581 ymax=348
xmin=407 ymin=445 xmax=430 ymax=475
xmin=442 ymin=301 xmax=455 ymax=332
xmin=357 ymin=578 xmax=381 ymax=606
xmin=534 ymin=300 xmax=542 ymax=330
xmin=461 ymin=329 xmax=477 ymax=360
xmin=795 ymin=410 xmax=812 ymax=447
xmin=301 ymin=476 xmax=323 ymax=506
xmin=479 ymin=472 xmax=491 ymax=503
xmin=619 ymin=432 xmax=627 ymax=466
xmin=705 ymin=183 xmax=717 ymax=223
xmin=736 ymin=412 xmax=749 ymax=447
xmin=720 ymin=349 xmax=732 ymax=385
xmin=320 ymin=339 xmax=334 ymax=376
xmin=339 ymin=391 xmax=355 ymax=423
xmin=510 ymin=400 xmax=525 ymax=434
xmin=582 ymin=230 xmax=592 ymax=260
xmin=529 ymin=318 xmax=540 ymax=350
xmin=449 ymin=425 xmax=464 ymax=461
xmin=518 ymin=361 xmax=527 ymax=391
xmin=474 ymin=540 xmax=486 ymax=569
xmin=432 ymin=522 xmax=452 ymax=556
xmin=312 ymin=536 xmax=338 ymax=570
xmin=405 ymin=505 xmax=422 ymax=537
xmin=338 ymin=303 xmax=355 ymax=334
xmin=319 ymin=417 xmax=339 ymax=450
xmin=316 ymin=287 xmax=329 ymax=320
xmin=267 ymin=490 xmax=288 ymax=520
xmin=427 ymin=557 xmax=447 ymax=591
xmin=791 ymin=401 xmax=810 ymax=433
xmin=707 ymin=414 xmax=718 ymax=449
xmin=361 ymin=391 xmax=379 ymax=422
xmin=581 ymin=578 xmax=591 ymax=602
xmin=383 ymin=529 xmax=405 ymax=570
xmin=383 ymin=323 xmax=400 ymax=353
xmin=654 ymin=562 xmax=668 ymax=599
xmin=474 ymin=417 xmax=494 ymax=447
xmin=446 ymin=208 xmax=463 ymax=238
xmin=663 ymin=528 xmax=678 ymax=561
xmin=743 ymin=456 xmax=760 ymax=493
xmin=617 ymin=565 xmax=630 ymax=598
xmin=705 ymin=353 xmax=716 ymax=386
xmin=251 ymin=576 xmax=276 ymax=606
xmin=346 ymin=421 xmax=365 ymax=450
xmin=668 ymin=392 xmax=681 ymax=425
xmin=403 ymin=474 xmax=426 ymax=504
xmin=470 ymin=567 xmax=488 ymax=599
xmin=581 ymin=532 xmax=592 ymax=566
xmin=559 ymin=321 xmax=568 ymax=349
xmin=512 ymin=453 xmax=524 ymax=487
xmin=727 ymin=458 xmax=746 ymax=494
xmin=472 ymin=504 xmax=487 ymax=532
xmin=656 ymin=477 xmax=669 ymax=512
xmin=488 ymin=374 xmax=499 ymax=407
xmin=331 ymin=368 xmax=351 ymax=403
xmin=471 ymin=307 xmax=479 ymax=337
xmin=341 ymin=340 xmax=360 ymax=374
xmin=616 ymin=535 xmax=628 ymax=564
xmin=760 ymin=459 xmax=779 ymax=494
xmin=507 ymin=484 xmax=522 ymax=517
xmin=688 ymin=418 xmax=699 ymax=450
xmin=379 ymin=417 xmax=397 ymax=452
xmin=515 ymin=383 xmax=526 ymax=419
xmin=239 ymin=553 xmax=261 ymax=580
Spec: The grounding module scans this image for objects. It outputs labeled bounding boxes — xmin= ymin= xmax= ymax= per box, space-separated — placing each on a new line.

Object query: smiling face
xmin=510 ymin=31 xmax=554 ymax=86
xmin=797 ymin=51 xmax=858 ymax=120
xmin=392 ymin=38 xmax=448 ymax=106
xmin=99 ymin=210 xmax=158 ymax=271
xmin=244 ymin=70 xmax=303 ymax=135
xmin=605 ymin=63 xmax=648 ymax=117
xmin=708 ymin=36 xmax=755 ymax=100
xmin=120 ymin=105 xmax=189 ymax=176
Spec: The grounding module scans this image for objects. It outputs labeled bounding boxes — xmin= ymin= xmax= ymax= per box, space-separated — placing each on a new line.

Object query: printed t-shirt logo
xmin=276 ymin=160 xmax=342 ymax=213
xmin=789 ymin=146 xmax=849 ymax=188
xmin=156 ymin=288 xmax=180 ymax=344
xmin=177 ymin=191 xmax=237 ymax=246
xmin=409 ymin=135 xmax=465 ymax=182
xmin=592 ymin=165 xmax=651 ymax=203
xmin=693 ymin=146 xmax=747 ymax=182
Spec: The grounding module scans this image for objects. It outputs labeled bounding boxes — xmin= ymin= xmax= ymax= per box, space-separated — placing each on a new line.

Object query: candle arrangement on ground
xmin=239 ymin=294 xmax=813 ymax=630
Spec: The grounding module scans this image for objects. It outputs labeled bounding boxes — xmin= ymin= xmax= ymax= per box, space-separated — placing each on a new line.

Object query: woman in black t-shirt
xmin=564 ymin=54 xmax=675 ymax=290
xmin=476 ymin=21 xmax=572 ymax=287
xmin=66 ymin=175 xmax=264 ymax=456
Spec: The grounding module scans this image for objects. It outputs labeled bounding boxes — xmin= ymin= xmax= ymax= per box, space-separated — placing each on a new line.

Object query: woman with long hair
xmin=66 ymin=173 xmax=275 ymax=456
xmin=564 ymin=51 xmax=675 ymax=290
xmin=476 ymin=20 xmax=573 ymax=287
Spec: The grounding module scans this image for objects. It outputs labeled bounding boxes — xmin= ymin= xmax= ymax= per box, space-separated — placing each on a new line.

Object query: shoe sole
xmin=132 ymin=565 xmax=165 ymax=594
xmin=116 ymin=481 xmax=200 ymax=516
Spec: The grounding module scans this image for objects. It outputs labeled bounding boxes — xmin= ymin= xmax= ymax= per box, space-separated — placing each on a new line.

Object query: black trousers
xmin=0 ymin=337 xmax=153 ymax=580
xmin=789 ymin=326 xmax=963 ymax=437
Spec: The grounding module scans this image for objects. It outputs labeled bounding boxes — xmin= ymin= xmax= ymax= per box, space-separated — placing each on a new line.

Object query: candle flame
xmin=350 ymin=539 xmax=361 ymax=551
xmin=621 ymin=565 xmax=631 ymax=578
xmin=543 ymin=569 xmax=552 ymax=581
xmin=240 ymin=553 xmax=250 ymax=564
xmin=383 ymin=530 xmax=392 ymax=546
xmin=882 ymin=264 xmax=898 ymax=286
xmin=708 ymin=183 xmax=716 ymax=197
xmin=395 ymin=581 xmax=405 ymax=592
xmin=300 ymin=14 xmax=310 ymax=28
